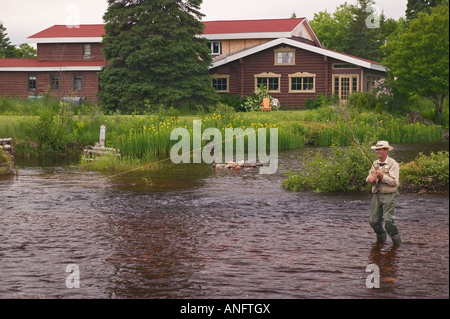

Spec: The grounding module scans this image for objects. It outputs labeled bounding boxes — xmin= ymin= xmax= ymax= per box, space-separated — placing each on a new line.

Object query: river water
xmin=0 ymin=143 xmax=448 ymax=299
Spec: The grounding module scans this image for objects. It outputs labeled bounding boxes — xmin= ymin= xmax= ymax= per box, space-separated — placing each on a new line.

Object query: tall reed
xmin=0 ymin=100 xmax=445 ymax=163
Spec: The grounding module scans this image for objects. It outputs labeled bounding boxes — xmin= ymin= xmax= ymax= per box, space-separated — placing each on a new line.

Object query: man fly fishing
xmin=366 ymin=141 xmax=402 ymax=246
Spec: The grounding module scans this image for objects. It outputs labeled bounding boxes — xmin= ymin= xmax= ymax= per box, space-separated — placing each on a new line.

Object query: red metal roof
xmin=28 ymin=24 xmax=105 ymax=38
xmin=322 ymin=47 xmax=383 ymax=66
xmin=28 ymin=18 xmax=306 ymax=38
xmin=0 ymin=58 xmax=105 ymax=67
xmin=202 ymin=18 xmax=305 ymax=34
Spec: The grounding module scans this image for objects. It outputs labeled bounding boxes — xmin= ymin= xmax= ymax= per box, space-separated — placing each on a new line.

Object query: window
xmin=274 ymin=47 xmax=295 ymax=65
xmin=332 ymin=63 xmax=358 ymax=69
xmin=207 ymin=41 xmax=221 ymax=55
xmin=289 ymin=72 xmax=316 ymax=93
xmin=28 ymin=75 xmax=37 ymax=91
xmin=73 ymin=75 xmax=83 ymax=91
xmin=50 ymin=75 xmax=60 ymax=90
xmin=254 ymin=72 xmax=281 ymax=92
xmin=211 ymin=74 xmax=229 ymax=92
xmin=333 ymin=75 xmax=359 ymax=101
xmin=352 ymin=77 xmax=358 ymax=93
xmin=83 ymin=44 xmax=91 ymax=59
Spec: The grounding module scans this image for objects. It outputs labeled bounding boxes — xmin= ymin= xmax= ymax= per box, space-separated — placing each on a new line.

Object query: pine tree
xmin=99 ymin=0 xmax=218 ymax=113
xmin=348 ymin=0 xmax=385 ymax=61
xmin=406 ymin=0 xmax=445 ymax=21
xmin=0 ymin=21 xmax=16 ymax=58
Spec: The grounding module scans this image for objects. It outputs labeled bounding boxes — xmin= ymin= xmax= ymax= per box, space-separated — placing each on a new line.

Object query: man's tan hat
xmin=371 ymin=140 xmax=394 ymax=150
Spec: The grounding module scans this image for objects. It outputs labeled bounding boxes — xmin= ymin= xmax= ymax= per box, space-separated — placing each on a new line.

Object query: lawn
xmin=0 ymin=98 xmax=446 ymax=161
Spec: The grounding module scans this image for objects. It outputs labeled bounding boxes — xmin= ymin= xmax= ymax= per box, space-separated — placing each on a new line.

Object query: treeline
xmin=0 ymin=22 xmax=36 ymax=58
xmin=311 ymin=0 xmax=449 ymax=123
xmin=309 ymin=0 xmax=447 ymax=62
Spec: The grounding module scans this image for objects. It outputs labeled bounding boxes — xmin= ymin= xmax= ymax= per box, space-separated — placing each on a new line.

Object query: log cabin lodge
xmin=0 ymin=18 xmax=386 ymax=108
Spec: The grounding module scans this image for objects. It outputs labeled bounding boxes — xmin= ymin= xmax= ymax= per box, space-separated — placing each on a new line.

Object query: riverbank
xmin=0 ymin=103 xmax=446 ymax=159
xmin=282 ymin=144 xmax=449 ymax=194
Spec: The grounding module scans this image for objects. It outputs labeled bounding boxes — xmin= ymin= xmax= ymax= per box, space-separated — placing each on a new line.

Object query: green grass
xmin=0 ymin=98 xmax=446 ymax=172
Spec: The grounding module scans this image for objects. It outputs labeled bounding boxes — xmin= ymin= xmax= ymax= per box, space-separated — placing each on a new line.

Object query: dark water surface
xmin=0 ymin=143 xmax=448 ymax=299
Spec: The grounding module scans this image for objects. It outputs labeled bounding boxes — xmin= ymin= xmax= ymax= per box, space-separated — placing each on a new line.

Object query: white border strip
xmin=202 ymin=32 xmax=292 ymax=40
xmin=0 ymin=66 xmax=104 ymax=72
xmin=27 ymin=37 xmax=103 ymax=43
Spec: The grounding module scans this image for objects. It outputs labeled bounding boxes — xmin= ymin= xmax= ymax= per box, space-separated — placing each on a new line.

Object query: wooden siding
xmin=210 ymin=45 xmax=381 ymax=109
xmin=214 ymin=39 xmax=273 ymax=61
xmin=37 ymin=43 xmax=105 ymax=62
xmin=212 ymin=37 xmax=318 ymax=62
xmin=211 ymin=44 xmax=333 ymax=109
xmin=0 ymin=71 xmax=100 ymax=102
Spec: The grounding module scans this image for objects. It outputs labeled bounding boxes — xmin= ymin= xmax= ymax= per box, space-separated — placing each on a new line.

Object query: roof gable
xmin=210 ymin=38 xmax=386 ymax=72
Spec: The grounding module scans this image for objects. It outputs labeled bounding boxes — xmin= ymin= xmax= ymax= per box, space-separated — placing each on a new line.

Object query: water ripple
xmin=0 ymin=147 xmax=448 ymax=299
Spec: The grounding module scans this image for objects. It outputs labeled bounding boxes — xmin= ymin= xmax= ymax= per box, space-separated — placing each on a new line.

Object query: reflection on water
xmin=0 ymin=143 xmax=448 ymax=299
xmin=388 ymin=142 xmax=449 ymax=163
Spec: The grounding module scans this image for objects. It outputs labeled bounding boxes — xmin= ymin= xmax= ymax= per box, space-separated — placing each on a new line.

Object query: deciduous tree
xmin=13 ymin=43 xmax=37 ymax=58
xmin=309 ymin=3 xmax=354 ymax=54
xmin=310 ymin=0 xmax=401 ymax=61
xmin=0 ymin=22 xmax=37 ymax=58
xmin=383 ymin=4 xmax=449 ymax=122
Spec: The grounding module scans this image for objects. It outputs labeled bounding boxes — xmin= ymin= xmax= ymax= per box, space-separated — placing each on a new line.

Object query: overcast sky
xmin=1 ymin=0 xmax=407 ymax=45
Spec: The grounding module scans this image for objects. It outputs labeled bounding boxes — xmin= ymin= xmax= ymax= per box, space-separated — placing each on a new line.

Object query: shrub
xmin=347 ymin=92 xmax=376 ymax=111
xmin=282 ymin=143 xmax=373 ymax=192
xmin=33 ymin=101 xmax=76 ymax=153
xmin=219 ymin=93 xmax=244 ymax=112
xmin=242 ymin=86 xmax=280 ymax=112
xmin=213 ymin=102 xmax=235 ymax=117
xmin=305 ymin=93 xmax=339 ymax=110
xmin=400 ymin=151 xmax=449 ymax=191
xmin=167 ymin=106 xmax=181 ymax=119
xmin=0 ymin=149 xmax=15 ymax=176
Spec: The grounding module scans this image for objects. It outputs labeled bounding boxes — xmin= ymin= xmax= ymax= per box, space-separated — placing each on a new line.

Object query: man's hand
xmin=367 ymin=175 xmax=378 ymax=184
xmin=374 ymin=171 xmax=384 ymax=180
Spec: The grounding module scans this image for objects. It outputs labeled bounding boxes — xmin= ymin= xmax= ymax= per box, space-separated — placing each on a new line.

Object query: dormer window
xmin=275 ymin=47 xmax=295 ymax=65
xmin=83 ymin=44 xmax=91 ymax=59
xmin=207 ymin=41 xmax=221 ymax=55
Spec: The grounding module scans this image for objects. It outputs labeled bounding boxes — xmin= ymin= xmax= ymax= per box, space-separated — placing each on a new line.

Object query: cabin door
xmin=333 ymin=75 xmax=359 ymax=101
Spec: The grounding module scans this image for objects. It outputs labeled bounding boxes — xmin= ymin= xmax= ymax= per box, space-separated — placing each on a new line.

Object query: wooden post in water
xmin=99 ymin=125 xmax=106 ymax=148
xmin=83 ymin=125 xmax=120 ymax=159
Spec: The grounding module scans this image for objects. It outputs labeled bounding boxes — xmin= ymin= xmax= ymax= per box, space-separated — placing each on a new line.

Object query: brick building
xmin=0 ymin=18 xmax=386 ymax=107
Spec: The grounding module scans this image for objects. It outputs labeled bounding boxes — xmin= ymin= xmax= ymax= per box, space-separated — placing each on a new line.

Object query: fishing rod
xmin=296 ymin=104 xmax=381 ymax=185
xmin=296 ymin=119 xmax=376 ymax=169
